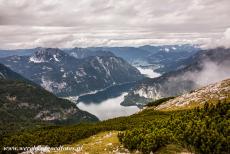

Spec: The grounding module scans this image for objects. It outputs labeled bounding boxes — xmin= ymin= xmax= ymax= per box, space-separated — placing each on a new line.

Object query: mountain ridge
xmin=0 ymin=63 xmax=99 ymax=134
xmin=122 ymin=47 xmax=230 ymax=107
xmin=155 ymin=78 xmax=230 ymax=110
xmin=0 ymin=47 xmax=143 ymax=97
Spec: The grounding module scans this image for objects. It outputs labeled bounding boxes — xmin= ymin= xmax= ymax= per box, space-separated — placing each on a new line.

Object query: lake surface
xmin=76 ymin=67 xmax=161 ymax=121
xmin=77 ymin=92 xmax=139 ymax=120
xmin=136 ymin=67 xmax=161 ymax=78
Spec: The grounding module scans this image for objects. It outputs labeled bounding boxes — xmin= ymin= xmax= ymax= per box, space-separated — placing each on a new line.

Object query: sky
xmin=0 ymin=0 xmax=230 ymax=49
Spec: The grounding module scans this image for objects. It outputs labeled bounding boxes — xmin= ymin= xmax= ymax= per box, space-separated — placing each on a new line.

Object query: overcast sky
xmin=0 ymin=0 xmax=230 ymax=49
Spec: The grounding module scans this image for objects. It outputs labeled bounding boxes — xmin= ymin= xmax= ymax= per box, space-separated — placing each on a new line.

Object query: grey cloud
xmin=181 ymin=60 xmax=230 ymax=88
xmin=0 ymin=0 xmax=230 ymax=49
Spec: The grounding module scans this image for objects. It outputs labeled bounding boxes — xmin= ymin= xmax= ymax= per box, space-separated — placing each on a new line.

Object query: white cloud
xmin=201 ymin=28 xmax=230 ymax=49
xmin=185 ymin=60 xmax=230 ymax=86
xmin=0 ymin=0 xmax=230 ymax=49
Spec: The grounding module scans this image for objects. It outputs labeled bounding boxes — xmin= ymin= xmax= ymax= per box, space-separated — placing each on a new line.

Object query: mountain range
xmin=0 ymin=47 xmax=143 ymax=97
xmin=1 ymin=46 xmax=228 ymax=108
xmin=0 ymin=44 xmax=230 ymax=154
xmin=88 ymin=44 xmax=200 ymax=73
xmin=122 ymin=47 xmax=230 ymax=107
xmin=0 ymin=44 xmax=199 ymax=74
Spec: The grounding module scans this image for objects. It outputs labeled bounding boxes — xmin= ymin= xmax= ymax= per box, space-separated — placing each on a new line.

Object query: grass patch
xmin=49 ymin=131 xmax=140 ymax=154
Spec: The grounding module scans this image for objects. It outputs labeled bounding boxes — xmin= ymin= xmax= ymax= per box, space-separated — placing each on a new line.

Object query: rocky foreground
xmin=156 ymin=78 xmax=230 ymax=110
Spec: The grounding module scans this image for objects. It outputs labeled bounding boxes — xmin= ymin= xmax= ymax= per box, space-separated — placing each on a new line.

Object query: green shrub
xmin=119 ymin=102 xmax=230 ymax=154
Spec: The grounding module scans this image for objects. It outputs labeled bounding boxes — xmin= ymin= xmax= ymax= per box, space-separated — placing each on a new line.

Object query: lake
xmin=77 ymin=92 xmax=139 ymax=120
xmin=136 ymin=66 xmax=161 ymax=78
xmin=76 ymin=67 xmax=160 ymax=121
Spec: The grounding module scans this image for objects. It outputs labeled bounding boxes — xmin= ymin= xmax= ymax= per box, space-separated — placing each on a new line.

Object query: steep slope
xmin=0 ymin=80 xmax=98 ymax=123
xmin=0 ymin=63 xmax=28 ymax=81
xmin=0 ymin=64 xmax=98 ymax=134
xmin=156 ymin=78 xmax=230 ymax=110
xmin=0 ymin=48 xmax=143 ymax=97
xmin=123 ymin=47 xmax=230 ymax=107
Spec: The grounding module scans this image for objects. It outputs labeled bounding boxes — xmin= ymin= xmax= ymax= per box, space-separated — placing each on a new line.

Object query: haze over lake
xmin=76 ymin=68 xmax=161 ymax=120
xmin=77 ymin=92 xmax=139 ymax=120
xmin=136 ymin=67 xmax=161 ymax=78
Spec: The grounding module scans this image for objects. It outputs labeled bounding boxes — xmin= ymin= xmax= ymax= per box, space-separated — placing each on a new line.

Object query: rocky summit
xmin=156 ymin=78 xmax=230 ymax=110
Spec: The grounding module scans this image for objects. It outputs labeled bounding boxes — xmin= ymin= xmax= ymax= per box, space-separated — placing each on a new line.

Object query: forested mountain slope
xmin=1 ymin=78 xmax=229 ymax=154
xmin=0 ymin=64 xmax=98 ymax=135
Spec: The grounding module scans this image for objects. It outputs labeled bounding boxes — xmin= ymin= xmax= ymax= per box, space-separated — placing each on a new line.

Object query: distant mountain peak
xmin=0 ymin=48 xmax=143 ymax=97
xmin=29 ymin=48 xmax=67 ymax=63
xmin=69 ymin=48 xmax=115 ymax=59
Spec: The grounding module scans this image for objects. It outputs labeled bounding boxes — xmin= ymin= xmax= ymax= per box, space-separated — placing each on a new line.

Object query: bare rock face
xmin=156 ymin=78 xmax=230 ymax=110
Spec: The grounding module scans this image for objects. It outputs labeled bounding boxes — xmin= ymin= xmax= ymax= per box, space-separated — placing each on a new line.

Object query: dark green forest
xmin=0 ymin=79 xmax=98 ymax=136
xmin=119 ymin=102 xmax=230 ymax=154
